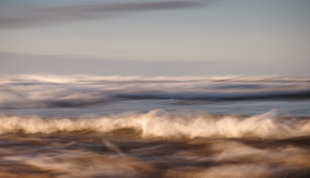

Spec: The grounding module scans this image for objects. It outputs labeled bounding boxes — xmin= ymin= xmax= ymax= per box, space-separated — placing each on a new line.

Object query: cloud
xmin=0 ymin=1 xmax=206 ymax=28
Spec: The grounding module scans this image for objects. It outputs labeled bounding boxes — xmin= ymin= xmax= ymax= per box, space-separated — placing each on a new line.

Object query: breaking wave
xmin=1 ymin=110 xmax=310 ymax=139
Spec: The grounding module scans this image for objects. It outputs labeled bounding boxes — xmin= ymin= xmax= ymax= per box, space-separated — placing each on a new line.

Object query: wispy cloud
xmin=0 ymin=1 xmax=207 ymax=28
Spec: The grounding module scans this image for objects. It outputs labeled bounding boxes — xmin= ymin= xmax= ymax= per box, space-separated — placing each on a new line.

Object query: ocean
xmin=0 ymin=75 xmax=310 ymax=177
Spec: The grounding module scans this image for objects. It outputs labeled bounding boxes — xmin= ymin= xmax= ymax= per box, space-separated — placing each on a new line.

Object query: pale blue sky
xmin=0 ymin=0 xmax=309 ymax=76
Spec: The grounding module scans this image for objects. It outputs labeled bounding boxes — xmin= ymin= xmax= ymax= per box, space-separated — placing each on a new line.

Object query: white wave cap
xmin=0 ymin=110 xmax=309 ymax=139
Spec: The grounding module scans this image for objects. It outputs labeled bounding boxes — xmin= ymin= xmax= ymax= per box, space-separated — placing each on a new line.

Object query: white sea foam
xmin=3 ymin=149 xmax=153 ymax=178
xmin=0 ymin=110 xmax=309 ymax=139
xmin=166 ymin=141 xmax=310 ymax=178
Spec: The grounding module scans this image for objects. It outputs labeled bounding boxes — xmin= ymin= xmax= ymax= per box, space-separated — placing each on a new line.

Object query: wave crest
xmin=1 ymin=110 xmax=310 ymax=139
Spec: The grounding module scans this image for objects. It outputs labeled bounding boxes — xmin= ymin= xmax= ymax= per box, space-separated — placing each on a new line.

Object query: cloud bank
xmin=0 ymin=1 xmax=205 ymax=28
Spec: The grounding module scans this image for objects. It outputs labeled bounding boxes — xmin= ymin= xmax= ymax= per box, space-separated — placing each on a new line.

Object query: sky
xmin=0 ymin=0 xmax=309 ymax=76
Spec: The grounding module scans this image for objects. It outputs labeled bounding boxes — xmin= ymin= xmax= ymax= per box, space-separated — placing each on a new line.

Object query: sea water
xmin=0 ymin=75 xmax=310 ymax=177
